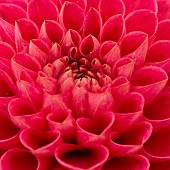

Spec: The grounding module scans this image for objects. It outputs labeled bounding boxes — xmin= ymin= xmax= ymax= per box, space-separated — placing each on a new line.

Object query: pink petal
xmin=16 ymin=80 xmax=43 ymax=109
xmin=61 ymin=29 xmax=81 ymax=55
xmin=39 ymin=20 xmax=64 ymax=46
xmin=86 ymin=0 xmax=100 ymax=10
xmin=145 ymin=40 xmax=170 ymax=73
xmin=156 ymin=19 xmax=170 ymax=40
xmin=125 ymin=9 xmax=158 ymax=39
xmin=76 ymin=111 xmax=115 ymax=145
xmin=91 ymin=58 xmax=102 ymax=72
xmin=70 ymin=86 xmax=88 ymax=118
xmin=11 ymin=53 xmax=41 ymax=82
xmin=0 ymin=41 xmax=15 ymax=59
xmin=144 ymin=88 xmax=170 ymax=131
xmin=15 ymin=19 xmax=39 ymax=52
xmin=59 ymin=1 xmax=84 ymax=32
xmin=131 ymin=66 xmax=168 ymax=105
xmin=88 ymin=87 xmax=114 ymax=117
xmin=83 ymin=7 xmax=102 ymax=38
xmin=20 ymin=129 xmax=62 ymax=156
xmin=144 ymin=126 xmax=170 ymax=160
xmin=0 ymin=149 xmax=39 ymax=170
xmin=36 ymin=71 xmax=57 ymax=94
xmin=123 ymin=0 xmax=158 ymax=15
xmin=100 ymin=14 xmax=125 ymax=43
xmin=99 ymin=0 xmax=125 ymax=23
xmin=29 ymin=39 xmax=50 ymax=67
xmin=120 ymin=31 xmax=148 ymax=67
xmin=28 ymin=0 xmax=59 ymax=28
xmin=55 ymin=144 xmax=109 ymax=170
xmin=107 ymin=121 xmax=152 ymax=156
xmin=79 ymin=34 xmax=100 ymax=60
xmin=99 ymin=41 xmax=120 ymax=66
xmin=150 ymin=161 xmax=170 ymax=170
xmin=111 ymin=76 xmax=130 ymax=104
xmin=0 ymin=3 xmax=26 ymax=25
xmin=60 ymin=0 xmax=87 ymax=10
xmin=113 ymin=92 xmax=144 ymax=132
xmin=47 ymin=109 xmax=76 ymax=142
xmin=102 ymin=155 xmax=150 ymax=170
xmin=157 ymin=0 xmax=170 ymax=21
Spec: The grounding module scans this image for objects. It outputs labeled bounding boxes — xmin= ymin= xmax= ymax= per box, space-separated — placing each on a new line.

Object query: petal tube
xmin=107 ymin=121 xmax=152 ymax=156
xmin=28 ymin=0 xmax=59 ymax=28
xmin=55 ymin=144 xmax=109 ymax=170
xmin=59 ymin=1 xmax=84 ymax=32
xmin=131 ymin=66 xmax=168 ymax=104
xmin=76 ymin=111 xmax=115 ymax=145
xmin=0 ymin=148 xmax=39 ymax=170
xmin=99 ymin=0 xmax=125 ymax=23
xmin=102 ymin=155 xmax=150 ymax=170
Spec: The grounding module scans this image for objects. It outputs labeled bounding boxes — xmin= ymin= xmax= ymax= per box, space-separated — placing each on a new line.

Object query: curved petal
xmin=100 ymin=14 xmax=125 ymax=43
xmin=99 ymin=0 xmax=125 ymax=23
xmin=28 ymin=0 xmax=59 ymax=28
xmin=102 ymin=155 xmax=150 ymax=170
xmin=83 ymin=7 xmax=102 ymax=38
xmin=131 ymin=66 xmax=168 ymax=104
xmin=59 ymin=1 xmax=84 ymax=32
xmin=55 ymin=144 xmax=109 ymax=170
xmin=76 ymin=111 xmax=115 ymax=145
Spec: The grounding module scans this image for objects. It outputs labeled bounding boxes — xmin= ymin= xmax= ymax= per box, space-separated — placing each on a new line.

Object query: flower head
xmin=0 ymin=0 xmax=170 ymax=169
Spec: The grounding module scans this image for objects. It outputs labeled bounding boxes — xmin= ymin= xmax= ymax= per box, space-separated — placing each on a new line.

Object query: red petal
xmin=150 ymin=161 xmax=170 ymax=170
xmin=49 ymin=43 xmax=62 ymax=63
xmin=28 ymin=0 xmax=59 ymax=28
xmin=100 ymin=14 xmax=125 ymax=43
xmin=0 ymin=3 xmax=26 ymax=25
xmin=55 ymin=144 xmax=109 ymax=170
xmin=59 ymin=1 xmax=84 ymax=32
xmin=39 ymin=20 xmax=64 ymax=46
xmin=83 ymin=7 xmax=102 ymax=38
xmin=131 ymin=66 xmax=168 ymax=104
xmin=99 ymin=0 xmax=125 ymax=23
xmin=125 ymin=9 xmax=158 ymax=38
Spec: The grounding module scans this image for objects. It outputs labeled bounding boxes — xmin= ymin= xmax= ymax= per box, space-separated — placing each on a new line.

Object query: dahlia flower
xmin=0 ymin=0 xmax=170 ymax=169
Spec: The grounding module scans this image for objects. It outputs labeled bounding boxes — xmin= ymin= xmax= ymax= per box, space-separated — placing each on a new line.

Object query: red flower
xmin=0 ymin=0 xmax=170 ymax=169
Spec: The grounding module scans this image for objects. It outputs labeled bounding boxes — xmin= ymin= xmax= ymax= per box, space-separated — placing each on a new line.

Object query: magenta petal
xmin=111 ymin=76 xmax=130 ymax=104
xmin=0 ymin=149 xmax=39 ymax=170
xmin=20 ymin=129 xmax=62 ymax=156
xmin=29 ymin=39 xmax=50 ymax=67
xmin=113 ymin=92 xmax=144 ymax=132
xmin=0 ymin=3 xmax=26 ymax=25
xmin=125 ymin=9 xmax=158 ymax=39
xmin=49 ymin=43 xmax=62 ymax=63
xmin=88 ymin=87 xmax=114 ymax=117
xmin=39 ymin=20 xmax=64 ymax=46
xmin=55 ymin=144 xmax=109 ymax=170
xmin=120 ymin=31 xmax=148 ymax=67
xmin=0 ymin=41 xmax=15 ymax=59
xmin=86 ymin=0 xmax=100 ymax=10
xmin=100 ymin=41 xmax=120 ymax=66
xmin=11 ymin=53 xmax=41 ymax=82
xmin=99 ymin=0 xmax=125 ymax=23
xmin=47 ymin=109 xmax=76 ymax=142
xmin=150 ymin=161 xmax=170 ymax=170
xmin=16 ymin=80 xmax=43 ymax=109
xmin=144 ymin=126 xmax=170 ymax=160
xmin=76 ymin=111 xmax=115 ymax=145
xmin=79 ymin=34 xmax=100 ymax=60
xmin=156 ymin=20 xmax=170 ymax=40
xmin=100 ymin=14 xmax=125 ymax=43
xmin=83 ymin=7 xmax=102 ymax=38
xmin=59 ymin=1 xmax=84 ymax=32
xmin=123 ymin=0 xmax=158 ymax=15
xmin=107 ymin=121 xmax=152 ymax=156
xmin=145 ymin=40 xmax=170 ymax=73
xmin=131 ymin=66 xmax=168 ymax=104
xmin=28 ymin=0 xmax=59 ymax=28
xmin=102 ymin=155 xmax=150 ymax=170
